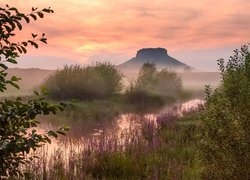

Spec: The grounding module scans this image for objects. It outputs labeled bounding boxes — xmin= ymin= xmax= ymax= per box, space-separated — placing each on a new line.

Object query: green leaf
xmin=29 ymin=14 xmax=37 ymax=20
xmin=7 ymin=58 xmax=17 ymax=64
xmin=9 ymin=7 xmax=18 ymax=13
xmin=23 ymin=16 xmax=30 ymax=23
xmin=28 ymin=40 xmax=38 ymax=48
xmin=56 ymin=131 xmax=66 ymax=136
xmin=16 ymin=46 xmax=22 ymax=53
xmin=0 ymin=64 xmax=8 ymax=70
xmin=42 ymin=8 xmax=52 ymax=13
xmin=8 ymin=81 xmax=20 ymax=89
xmin=48 ymin=131 xmax=58 ymax=138
xmin=11 ymin=76 xmax=21 ymax=82
xmin=37 ymin=12 xmax=44 ymax=18
xmin=4 ymin=25 xmax=12 ymax=33
xmin=15 ymin=21 xmax=22 ymax=30
xmin=22 ymin=42 xmax=28 ymax=46
xmin=32 ymin=7 xmax=38 ymax=11
xmin=32 ymin=33 xmax=37 ymax=38
xmin=20 ymin=46 xmax=27 ymax=53
xmin=40 ymin=38 xmax=47 ymax=44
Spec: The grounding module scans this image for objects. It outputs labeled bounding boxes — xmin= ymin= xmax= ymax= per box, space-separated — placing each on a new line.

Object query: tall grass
xmin=20 ymin=107 xmax=202 ymax=179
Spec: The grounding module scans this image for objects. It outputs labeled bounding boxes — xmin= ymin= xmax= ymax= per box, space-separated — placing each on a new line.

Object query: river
xmin=31 ymin=98 xmax=203 ymax=158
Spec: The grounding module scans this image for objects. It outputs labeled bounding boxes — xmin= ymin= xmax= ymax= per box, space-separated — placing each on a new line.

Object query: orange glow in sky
xmin=2 ymin=0 xmax=250 ymax=70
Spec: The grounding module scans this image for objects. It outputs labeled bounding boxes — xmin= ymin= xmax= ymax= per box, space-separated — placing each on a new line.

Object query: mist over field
xmin=4 ymin=67 xmax=220 ymax=97
xmin=4 ymin=47 xmax=221 ymax=97
xmin=1 ymin=1 xmax=249 ymax=179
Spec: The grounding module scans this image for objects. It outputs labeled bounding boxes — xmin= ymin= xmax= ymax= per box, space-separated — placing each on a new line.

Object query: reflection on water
xmin=180 ymin=99 xmax=204 ymax=112
xmin=93 ymin=99 xmax=204 ymax=136
xmin=159 ymin=98 xmax=203 ymax=115
xmin=36 ymin=99 xmax=203 ymax=157
xmin=119 ymin=99 xmax=203 ymax=134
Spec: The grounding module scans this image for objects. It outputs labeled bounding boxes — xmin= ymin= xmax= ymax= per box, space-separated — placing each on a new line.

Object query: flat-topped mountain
xmin=118 ymin=48 xmax=192 ymax=72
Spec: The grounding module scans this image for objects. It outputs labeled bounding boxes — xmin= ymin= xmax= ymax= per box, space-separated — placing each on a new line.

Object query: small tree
xmin=200 ymin=45 xmax=250 ymax=179
xmin=125 ymin=63 xmax=158 ymax=105
xmin=153 ymin=69 xmax=183 ymax=97
xmin=136 ymin=63 xmax=157 ymax=92
xmin=132 ymin=63 xmax=183 ymax=98
xmin=125 ymin=63 xmax=182 ymax=105
xmin=0 ymin=5 xmax=67 ymax=178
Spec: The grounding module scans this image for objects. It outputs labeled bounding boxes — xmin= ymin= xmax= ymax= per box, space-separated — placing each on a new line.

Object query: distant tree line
xmin=43 ymin=62 xmax=184 ymax=105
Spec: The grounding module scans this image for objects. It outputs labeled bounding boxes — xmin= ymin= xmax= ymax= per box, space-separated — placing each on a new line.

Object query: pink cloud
xmin=3 ymin=0 xmax=250 ymax=67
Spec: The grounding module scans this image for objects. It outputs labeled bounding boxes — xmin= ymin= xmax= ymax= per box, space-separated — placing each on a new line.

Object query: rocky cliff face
xmin=135 ymin=48 xmax=168 ymax=60
xmin=118 ymin=48 xmax=191 ymax=72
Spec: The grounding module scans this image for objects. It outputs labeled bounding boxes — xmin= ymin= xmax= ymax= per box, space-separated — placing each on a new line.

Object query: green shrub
xmin=153 ymin=69 xmax=183 ymax=98
xmin=136 ymin=62 xmax=158 ymax=92
xmin=200 ymin=45 xmax=250 ymax=179
xmin=0 ymin=5 xmax=67 ymax=178
xmin=125 ymin=63 xmax=183 ymax=106
xmin=125 ymin=80 xmax=164 ymax=109
xmin=43 ymin=63 xmax=123 ymax=100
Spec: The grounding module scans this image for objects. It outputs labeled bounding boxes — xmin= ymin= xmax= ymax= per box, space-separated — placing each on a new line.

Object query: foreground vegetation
xmin=199 ymin=46 xmax=250 ymax=179
xmin=0 ymin=5 xmax=68 ymax=178
xmin=1 ymin=3 xmax=249 ymax=179
xmin=21 ymin=46 xmax=250 ymax=179
xmin=22 ymin=106 xmax=203 ymax=179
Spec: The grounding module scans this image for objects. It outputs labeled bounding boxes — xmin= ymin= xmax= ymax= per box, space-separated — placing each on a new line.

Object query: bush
xmin=125 ymin=81 xmax=164 ymax=109
xmin=0 ymin=5 xmax=67 ymax=178
xmin=44 ymin=63 xmax=123 ymax=100
xmin=199 ymin=45 xmax=250 ymax=179
xmin=153 ymin=69 xmax=183 ymax=98
xmin=135 ymin=62 xmax=158 ymax=92
xmin=125 ymin=63 xmax=183 ymax=105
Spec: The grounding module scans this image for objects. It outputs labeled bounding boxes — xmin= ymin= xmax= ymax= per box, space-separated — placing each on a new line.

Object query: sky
xmin=2 ymin=0 xmax=250 ymax=71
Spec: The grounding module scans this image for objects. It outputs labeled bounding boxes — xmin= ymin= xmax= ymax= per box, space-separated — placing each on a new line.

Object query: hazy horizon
xmin=5 ymin=0 xmax=250 ymax=71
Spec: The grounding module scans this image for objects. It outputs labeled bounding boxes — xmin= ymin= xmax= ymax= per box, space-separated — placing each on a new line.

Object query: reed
xmin=20 ymin=107 xmax=202 ymax=179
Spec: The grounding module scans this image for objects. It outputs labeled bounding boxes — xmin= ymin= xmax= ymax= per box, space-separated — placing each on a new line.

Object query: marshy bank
xmin=21 ymin=99 xmax=204 ymax=179
xmin=3 ymin=63 xmax=206 ymax=179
